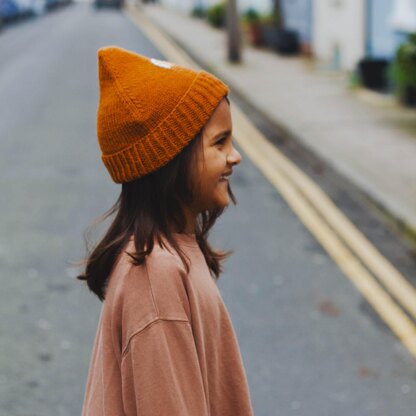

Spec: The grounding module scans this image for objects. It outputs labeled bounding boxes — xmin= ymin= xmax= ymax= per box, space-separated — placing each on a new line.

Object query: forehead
xmin=202 ymin=98 xmax=232 ymax=140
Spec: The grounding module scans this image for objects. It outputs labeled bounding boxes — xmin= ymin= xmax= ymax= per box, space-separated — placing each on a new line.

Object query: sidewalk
xmin=139 ymin=4 xmax=416 ymax=235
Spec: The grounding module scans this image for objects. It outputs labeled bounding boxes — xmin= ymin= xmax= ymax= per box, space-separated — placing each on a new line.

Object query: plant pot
xmin=247 ymin=22 xmax=263 ymax=46
xmin=392 ymin=34 xmax=416 ymax=106
xmin=357 ymin=58 xmax=389 ymax=90
xmin=275 ymin=29 xmax=300 ymax=55
xmin=260 ymin=23 xmax=277 ymax=48
xmin=401 ymin=85 xmax=416 ymax=107
xmin=261 ymin=25 xmax=300 ymax=55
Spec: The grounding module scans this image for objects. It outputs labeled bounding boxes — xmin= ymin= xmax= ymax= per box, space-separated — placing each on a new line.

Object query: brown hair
xmin=77 ymin=117 xmax=237 ymax=301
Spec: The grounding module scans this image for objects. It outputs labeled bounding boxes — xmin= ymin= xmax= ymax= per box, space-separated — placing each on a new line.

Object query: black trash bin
xmin=262 ymin=25 xmax=300 ymax=55
xmin=357 ymin=58 xmax=389 ymax=90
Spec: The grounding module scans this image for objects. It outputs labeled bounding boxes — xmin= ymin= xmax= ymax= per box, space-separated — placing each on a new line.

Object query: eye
xmin=216 ymin=136 xmax=227 ymax=146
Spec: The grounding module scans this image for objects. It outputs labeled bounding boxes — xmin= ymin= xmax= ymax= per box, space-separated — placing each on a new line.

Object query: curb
xmin=138 ymin=5 xmax=416 ymax=246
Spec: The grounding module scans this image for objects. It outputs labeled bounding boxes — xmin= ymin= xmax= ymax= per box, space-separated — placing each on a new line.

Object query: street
xmin=1 ymin=2 xmax=416 ymax=415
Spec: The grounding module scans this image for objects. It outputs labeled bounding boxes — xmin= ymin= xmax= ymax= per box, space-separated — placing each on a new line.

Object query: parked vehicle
xmin=0 ymin=0 xmax=20 ymax=21
xmin=45 ymin=0 xmax=61 ymax=10
xmin=17 ymin=0 xmax=47 ymax=16
xmin=16 ymin=0 xmax=33 ymax=17
xmin=0 ymin=0 xmax=47 ymax=22
xmin=44 ymin=0 xmax=72 ymax=11
xmin=94 ymin=0 xmax=124 ymax=9
xmin=30 ymin=0 xmax=47 ymax=15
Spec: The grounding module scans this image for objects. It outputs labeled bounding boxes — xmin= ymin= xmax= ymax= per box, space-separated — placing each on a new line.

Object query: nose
xmin=227 ymin=145 xmax=242 ymax=166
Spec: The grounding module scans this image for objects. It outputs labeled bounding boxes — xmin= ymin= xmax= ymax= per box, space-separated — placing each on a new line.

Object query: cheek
xmin=195 ymin=149 xmax=225 ymax=191
xmin=206 ymin=149 xmax=224 ymax=171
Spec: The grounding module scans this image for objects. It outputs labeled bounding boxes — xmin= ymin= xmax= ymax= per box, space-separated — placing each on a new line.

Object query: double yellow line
xmin=125 ymin=4 xmax=416 ymax=359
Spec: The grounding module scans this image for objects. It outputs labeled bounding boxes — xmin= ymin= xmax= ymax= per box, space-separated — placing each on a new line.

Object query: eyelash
xmin=217 ymin=137 xmax=227 ymax=145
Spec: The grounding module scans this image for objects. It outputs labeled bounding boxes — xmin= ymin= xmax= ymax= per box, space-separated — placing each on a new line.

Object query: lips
xmin=219 ymin=171 xmax=232 ymax=182
xmin=219 ymin=170 xmax=232 ymax=180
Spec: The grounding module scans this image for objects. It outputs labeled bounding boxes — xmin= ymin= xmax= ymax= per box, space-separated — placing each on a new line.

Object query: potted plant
xmin=242 ymin=7 xmax=263 ymax=46
xmin=392 ymin=33 xmax=416 ymax=106
xmin=357 ymin=57 xmax=389 ymax=91
xmin=258 ymin=13 xmax=278 ymax=49
xmin=191 ymin=5 xmax=206 ymax=19
xmin=274 ymin=28 xmax=300 ymax=55
xmin=206 ymin=1 xmax=226 ymax=29
xmin=258 ymin=11 xmax=300 ymax=55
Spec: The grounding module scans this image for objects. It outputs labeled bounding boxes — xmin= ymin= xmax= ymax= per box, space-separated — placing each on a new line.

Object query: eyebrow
xmin=212 ymin=129 xmax=232 ymax=141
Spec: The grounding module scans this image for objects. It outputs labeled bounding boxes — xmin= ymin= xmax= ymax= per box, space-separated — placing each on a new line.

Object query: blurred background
xmin=1 ymin=0 xmax=416 ymax=415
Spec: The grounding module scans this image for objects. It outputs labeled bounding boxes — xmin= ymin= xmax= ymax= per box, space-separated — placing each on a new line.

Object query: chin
xmin=216 ymin=197 xmax=230 ymax=209
xmin=204 ymin=187 xmax=231 ymax=210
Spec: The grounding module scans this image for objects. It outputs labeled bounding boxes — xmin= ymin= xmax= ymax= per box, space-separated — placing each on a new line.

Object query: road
xmin=0 ymin=2 xmax=416 ymax=415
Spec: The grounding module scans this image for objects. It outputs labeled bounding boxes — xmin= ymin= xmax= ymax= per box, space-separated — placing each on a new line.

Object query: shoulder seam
xmin=121 ymin=317 xmax=190 ymax=359
xmin=144 ymin=260 xmax=159 ymax=317
xmin=156 ymin=244 xmax=189 ymax=275
xmin=143 ymin=248 xmax=188 ymax=315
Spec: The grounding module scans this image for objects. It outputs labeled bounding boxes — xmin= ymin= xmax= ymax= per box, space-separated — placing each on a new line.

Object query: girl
xmin=78 ymin=46 xmax=254 ymax=416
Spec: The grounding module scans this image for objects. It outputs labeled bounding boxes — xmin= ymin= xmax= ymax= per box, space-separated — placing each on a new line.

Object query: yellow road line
xmin=233 ymin=104 xmax=416 ymax=321
xmin=124 ymin=4 xmax=199 ymax=70
xmin=231 ymin=105 xmax=416 ymax=358
xmin=124 ymin=5 xmax=416 ymax=358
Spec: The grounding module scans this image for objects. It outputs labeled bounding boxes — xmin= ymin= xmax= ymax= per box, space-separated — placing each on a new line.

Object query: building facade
xmin=159 ymin=0 xmax=416 ymax=69
xmin=158 ymin=0 xmax=271 ymax=14
xmin=368 ymin=0 xmax=415 ymax=59
xmin=312 ymin=0 xmax=366 ymax=70
xmin=313 ymin=0 xmax=416 ymax=70
xmin=282 ymin=0 xmax=312 ymax=46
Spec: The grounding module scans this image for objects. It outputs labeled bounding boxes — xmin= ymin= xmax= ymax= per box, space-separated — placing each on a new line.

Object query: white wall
xmin=390 ymin=0 xmax=416 ymax=32
xmin=159 ymin=0 xmax=272 ymax=15
xmin=158 ymin=0 xmax=196 ymax=13
xmin=282 ymin=0 xmax=312 ymax=43
xmin=313 ymin=0 xmax=366 ymax=70
xmin=237 ymin=0 xmax=271 ymax=14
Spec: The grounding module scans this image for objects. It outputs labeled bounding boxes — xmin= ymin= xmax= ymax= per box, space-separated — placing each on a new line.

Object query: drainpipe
xmin=365 ymin=0 xmax=372 ymax=57
xmin=273 ymin=0 xmax=285 ymax=28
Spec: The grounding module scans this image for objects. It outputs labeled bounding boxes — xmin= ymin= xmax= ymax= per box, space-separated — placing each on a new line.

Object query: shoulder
xmin=106 ymin=241 xmax=191 ymax=347
xmin=139 ymin=243 xmax=191 ymax=321
xmin=112 ymin=238 xmax=187 ymax=294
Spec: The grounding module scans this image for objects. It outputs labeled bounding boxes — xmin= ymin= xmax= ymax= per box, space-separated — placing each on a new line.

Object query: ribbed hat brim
xmin=101 ymin=70 xmax=229 ymax=183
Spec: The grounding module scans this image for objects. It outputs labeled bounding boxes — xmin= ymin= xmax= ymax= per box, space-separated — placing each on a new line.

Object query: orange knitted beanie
xmin=96 ymin=46 xmax=229 ymax=183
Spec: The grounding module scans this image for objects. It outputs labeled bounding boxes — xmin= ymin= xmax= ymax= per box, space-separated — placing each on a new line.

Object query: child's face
xmin=192 ymin=97 xmax=242 ymax=212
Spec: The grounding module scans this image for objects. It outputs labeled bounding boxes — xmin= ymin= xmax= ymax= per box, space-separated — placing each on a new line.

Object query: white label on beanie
xmin=150 ymin=58 xmax=174 ymax=69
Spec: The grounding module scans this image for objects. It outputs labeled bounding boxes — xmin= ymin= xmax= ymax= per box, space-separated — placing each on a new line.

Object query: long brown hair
xmin=77 ymin=122 xmax=237 ymax=301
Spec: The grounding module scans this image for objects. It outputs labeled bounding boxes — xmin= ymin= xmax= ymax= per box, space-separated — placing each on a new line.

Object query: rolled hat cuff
xmin=101 ymin=70 xmax=229 ymax=183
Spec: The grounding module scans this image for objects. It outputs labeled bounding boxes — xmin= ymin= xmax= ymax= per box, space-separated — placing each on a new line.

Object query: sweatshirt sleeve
xmin=120 ymin=318 xmax=209 ymax=416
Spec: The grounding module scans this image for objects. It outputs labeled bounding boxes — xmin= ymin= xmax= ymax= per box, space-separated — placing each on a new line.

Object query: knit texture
xmin=97 ymin=46 xmax=229 ymax=183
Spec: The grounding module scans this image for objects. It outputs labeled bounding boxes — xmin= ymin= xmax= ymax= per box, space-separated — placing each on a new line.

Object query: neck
xmin=183 ymin=207 xmax=197 ymax=234
xmin=169 ymin=205 xmax=197 ymax=234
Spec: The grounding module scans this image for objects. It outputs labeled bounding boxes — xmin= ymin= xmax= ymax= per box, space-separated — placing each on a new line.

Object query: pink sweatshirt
xmin=82 ymin=233 xmax=254 ymax=416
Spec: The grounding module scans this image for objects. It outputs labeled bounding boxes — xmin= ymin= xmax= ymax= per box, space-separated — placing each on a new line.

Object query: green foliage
xmin=349 ymin=68 xmax=362 ymax=89
xmin=252 ymin=11 xmax=283 ymax=28
xmin=206 ymin=1 xmax=226 ymax=28
xmin=191 ymin=5 xmax=206 ymax=19
xmin=243 ymin=7 xmax=260 ymax=23
xmin=258 ymin=12 xmax=277 ymax=25
xmin=392 ymin=33 xmax=416 ymax=95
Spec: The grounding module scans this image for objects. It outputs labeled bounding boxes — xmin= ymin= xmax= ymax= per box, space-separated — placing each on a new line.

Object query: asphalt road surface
xmin=0 ymin=2 xmax=416 ymax=415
